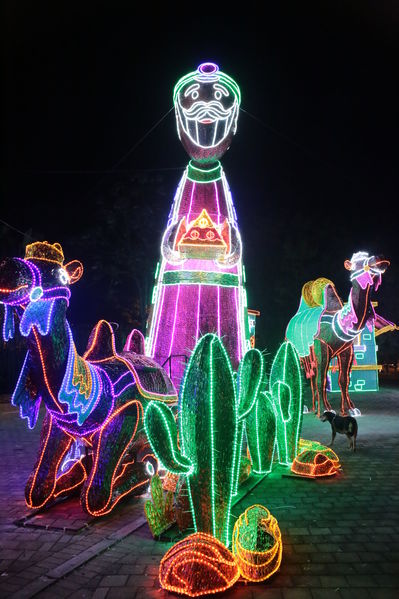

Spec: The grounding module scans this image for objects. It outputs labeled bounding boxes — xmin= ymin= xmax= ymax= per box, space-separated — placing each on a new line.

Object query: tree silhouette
xmin=69 ymin=172 xmax=176 ymax=346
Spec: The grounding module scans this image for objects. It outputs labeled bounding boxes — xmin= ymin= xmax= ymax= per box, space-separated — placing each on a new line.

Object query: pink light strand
xmin=112 ymin=371 xmax=131 ymax=387
xmin=114 ymin=382 xmax=135 ymax=398
xmin=214 ymin=180 xmax=221 ymax=226
xmin=195 ymin=284 xmax=201 ymax=344
xmin=168 ymin=284 xmax=181 ymax=358
xmin=186 ymin=181 xmax=196 ymax=224
xmin=234 ymin=286 xmax=241 ymax=364
xmin=124 ymin=330 xmax=135 ymax=351
xmin=217 ymin=285 xmax=221 ymax=337
xmin=151 ymin=285 xmax=166 ymax=358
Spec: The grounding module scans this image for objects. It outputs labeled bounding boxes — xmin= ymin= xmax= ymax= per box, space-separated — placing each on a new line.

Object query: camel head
xmin=0 ymin=241 xmax=83 ymax=307
xmin=344 ymin=251 xmax=390 ymax=291
xmin=0 ymin=242 xmax=84 ymax=341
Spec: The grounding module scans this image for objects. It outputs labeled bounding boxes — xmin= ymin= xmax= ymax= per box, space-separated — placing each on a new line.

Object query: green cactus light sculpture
xmin=269 ymin=341 xmax=303 ymax=465
xmin=145 ymin=334 xmax=264 ymax=546
xmin=145 ymin=334 xmax=237 ymax=545
xmin=246 ymin=391 xmax=277 ymax=474
xmin=233 ymin=347 xmax=264 ymax=494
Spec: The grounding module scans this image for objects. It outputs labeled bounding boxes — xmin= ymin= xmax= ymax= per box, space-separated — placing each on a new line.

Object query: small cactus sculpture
xmin=233 ymin=347 xmax=264 ymax=494
xmin=144 ymin=474 xmax=175 ymax=537
xmin=175 ymin=478 xmax=193 ymax=532
xmin=269 ymin=341 xmax=303 ymax=465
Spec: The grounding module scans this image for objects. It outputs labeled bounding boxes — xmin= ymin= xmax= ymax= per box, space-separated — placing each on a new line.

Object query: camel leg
xmin=82 ymin=400 xmax=149 ymax=516
xmin=53 ymin=438 xmax=92 ymax=499
xmin=301 ymin=355 xmax=316 ymax=412
xmin=312 ymin=350 xmax=320 ymax=416
xmin=309 ymin=348 xmax=317 ymax=412
xmin=308 ymin=364 xmax=317 ymax=413
xmin=26 ymin=413 xmax=73 ymax=509
xmin=313 ymin=340 xmax=332 ymax=417
xmin=309 ymin=375 xmax=315 ymax=412
xmin=337 ymin=346 xmax=355 ymax=415
xmin=54 ymin=460 xmax=88 ymax=498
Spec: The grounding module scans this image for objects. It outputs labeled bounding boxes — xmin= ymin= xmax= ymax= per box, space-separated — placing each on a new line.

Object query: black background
xmin=2 ymin=1 xmax=398 ymax=363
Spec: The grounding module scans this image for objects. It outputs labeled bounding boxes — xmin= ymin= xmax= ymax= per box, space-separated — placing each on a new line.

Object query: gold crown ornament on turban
xmin=25 ymin=241 xmax=65 ymax=265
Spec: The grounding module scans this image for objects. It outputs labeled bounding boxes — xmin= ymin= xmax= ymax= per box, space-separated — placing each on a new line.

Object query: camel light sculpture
xmin=286 ymin=252 xmax=389 ymax=416
xmin=0 ymin=241 xmax=177 ymax=516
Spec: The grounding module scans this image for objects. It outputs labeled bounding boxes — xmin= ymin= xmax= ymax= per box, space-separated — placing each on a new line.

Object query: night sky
xmin=2 ymin=2 xmax=399 ymax=360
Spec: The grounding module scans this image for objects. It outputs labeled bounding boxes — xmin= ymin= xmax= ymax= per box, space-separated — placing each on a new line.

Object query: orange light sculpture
xmin=159 ymin=532 xmax=239 ymax=596
xmin=232 ymin=504 xmax=282 ymax=582
xmin=291 ymin=440 xmax=340 ymax=478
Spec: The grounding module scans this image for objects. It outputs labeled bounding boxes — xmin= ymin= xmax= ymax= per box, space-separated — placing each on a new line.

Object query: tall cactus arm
xmin=237 ymin=348 xmax=264 ymax=421
xmin=270 ymin=341 xmax=301 ymax=393
xmin=232 ymin=348 xmax=264 ymax=495
xmin=270 ymin=341 xmax=303 ymax=464
xmin=144 ymin=401 xmax=193 ymax=475
xmin=271 ymin=381 xmax=291 ymax=464
xmin=272 ymin=381 xmax=291 ymax=422
xmin=246 ymin=391 xmax=276 ymax=474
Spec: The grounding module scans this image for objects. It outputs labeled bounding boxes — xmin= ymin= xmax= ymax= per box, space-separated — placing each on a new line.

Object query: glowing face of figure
xmin=174 ymin=63 xmax=240 ymax=163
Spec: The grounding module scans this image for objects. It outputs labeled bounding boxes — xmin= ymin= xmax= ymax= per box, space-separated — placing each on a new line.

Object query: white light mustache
xmin=178 ymin=100 xmax=238 ymax=148
xmin=183 ymin=100 xmax=232 ymax=120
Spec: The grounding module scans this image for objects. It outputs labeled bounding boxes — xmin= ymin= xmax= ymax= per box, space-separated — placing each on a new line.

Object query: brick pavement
xmin=0 ymin=387 xmax=398 ymax=598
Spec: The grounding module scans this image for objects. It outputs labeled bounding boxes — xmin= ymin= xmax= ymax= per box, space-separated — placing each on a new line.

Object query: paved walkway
xmin=0 ymin=388 xmax=398 ymax=598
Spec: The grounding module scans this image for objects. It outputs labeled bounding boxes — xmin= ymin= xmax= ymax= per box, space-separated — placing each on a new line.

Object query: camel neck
xmin=348 ymin=282 xmax=373 ymax=332
xmin=337 ymin=281 xmax=372 ymax=338
xmin=26 ymin=301 xmax=71 ymax=413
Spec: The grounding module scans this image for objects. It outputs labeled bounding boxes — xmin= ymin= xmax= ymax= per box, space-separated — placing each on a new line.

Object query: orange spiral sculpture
xmin=292 ymin=448 xmax=340 ymax=477
xmin=159 ymin=532 xmax=239 ymax=596
xmin=232 ymin=505 xmax=282 ymax=582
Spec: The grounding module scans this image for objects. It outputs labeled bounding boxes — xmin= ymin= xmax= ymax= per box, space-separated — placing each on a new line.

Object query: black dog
xmin=320 ymin=411 xmax=358 ymax=451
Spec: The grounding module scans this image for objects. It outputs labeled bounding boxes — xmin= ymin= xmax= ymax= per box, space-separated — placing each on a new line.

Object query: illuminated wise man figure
xmin=146 ymin=63 xmax=250 ymax=389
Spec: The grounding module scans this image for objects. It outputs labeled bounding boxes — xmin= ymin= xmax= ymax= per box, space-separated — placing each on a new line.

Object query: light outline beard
xmin=175 ymin=99 xmax=239 ymax=149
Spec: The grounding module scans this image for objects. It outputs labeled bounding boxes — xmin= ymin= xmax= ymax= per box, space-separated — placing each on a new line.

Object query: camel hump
xmin=84 ymin=320 xmax=117 ymax=362
xmin=302 ymin=278 xmax=335 ymax=308
xmin=302 ymin=281 xmax=316 ymax=307
xmin=123 ymin=329 xmax=145 ymax=354
xmin=324 ymin=284 xmax=343 ymax=311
